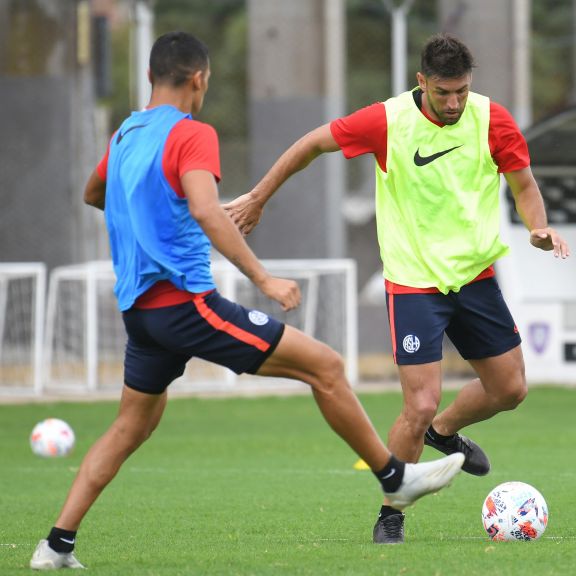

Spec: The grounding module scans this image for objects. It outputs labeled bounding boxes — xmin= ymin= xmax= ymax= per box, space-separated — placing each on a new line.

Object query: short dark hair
xmin=149 ymin=31 xmax=209 ymax=86
xmin=420 ymin=33 xmax=475 ymax=79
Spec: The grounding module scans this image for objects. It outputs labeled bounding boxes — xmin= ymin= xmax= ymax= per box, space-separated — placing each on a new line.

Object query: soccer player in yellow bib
xmin=225 ymin=33 xmax=570 ymax=544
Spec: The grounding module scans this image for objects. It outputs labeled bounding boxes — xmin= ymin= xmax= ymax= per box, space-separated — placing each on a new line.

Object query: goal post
xmin=0 ymin=263 xmax=46 ymax=395
xmin=44 ymin=260 xmax=122 ymax=393
xmin=205 ymin=258 xmax=358 ymax=392
xmin=43 ymin=259 xmax=358 ymax=394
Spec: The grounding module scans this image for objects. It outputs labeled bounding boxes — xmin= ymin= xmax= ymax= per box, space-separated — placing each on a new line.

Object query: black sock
xmin=426 ymin=425 xmax=456 ymax=444
xmin=373 ymin=455 xmax=405 ymax=493
xmin=378 ymin=504 xmax=403 ymax=518
xmin=47 ymin=527 xmax=77 ymax=554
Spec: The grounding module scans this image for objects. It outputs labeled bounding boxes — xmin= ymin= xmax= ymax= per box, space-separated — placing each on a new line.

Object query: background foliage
xmin=102 ymin=0 xmax=576 ymax=179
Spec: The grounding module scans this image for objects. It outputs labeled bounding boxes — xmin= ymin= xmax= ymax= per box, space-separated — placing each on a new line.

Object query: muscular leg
xmin=431 ymin=345 xmax=527 ymax=436
xmin=259 ymin=325 xmax=465 ymax=519
xmin=387 ymin=362 xmax=443 ymax=463
xmin=257 ymin=325 xmax=390 ymax=472
xmin=375 ymin=362 xmax=464 ymax=540
xmin=54 ymin=385 xmax=168 ymax=530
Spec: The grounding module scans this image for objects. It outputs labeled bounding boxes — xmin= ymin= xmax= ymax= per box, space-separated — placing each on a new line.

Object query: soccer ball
xmin=30 ymin=418 xmax=75 ymax=457
xmin=481 ymin=481 xmax=548 ymax=541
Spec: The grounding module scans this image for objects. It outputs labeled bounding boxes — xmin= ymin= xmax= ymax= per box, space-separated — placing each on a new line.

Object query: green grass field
xmin=1 ymin=386 xmax=575 ymax=575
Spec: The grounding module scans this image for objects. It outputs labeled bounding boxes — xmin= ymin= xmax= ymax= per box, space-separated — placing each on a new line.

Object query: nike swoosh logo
xmin=414 ymin=145 xmax=463 ymax=166
xmin=59 ymin=537 xmax=75 ymax=544
xmin=381 ymin=468 xmax=396 ymax=479
xmin=116 ymin=123 xmax=148 ymax=144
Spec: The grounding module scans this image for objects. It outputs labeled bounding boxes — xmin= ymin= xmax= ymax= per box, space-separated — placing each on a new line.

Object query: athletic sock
xmin=373 ymin=455 xmax=405 ymax=493
xmin=426 ymin=425 xmax=456 ymax=445
xmin=378 ymin=504 xmax=403 ymax=518
xmin=47 ymin=527 xmax=77 ymax=553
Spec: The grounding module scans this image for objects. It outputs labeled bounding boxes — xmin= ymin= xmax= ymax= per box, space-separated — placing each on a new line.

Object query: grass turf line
xmin=0 ymin=386 xmax=575 ymax=575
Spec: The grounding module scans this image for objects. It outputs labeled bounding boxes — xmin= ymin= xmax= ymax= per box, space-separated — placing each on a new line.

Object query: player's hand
xmin=530 ymin=227 xmax=570 ymax=258
xmin=259 ymin=276 xmax=301 ymax=311
xmin=222 ymin=192 xmax=264 ymax=236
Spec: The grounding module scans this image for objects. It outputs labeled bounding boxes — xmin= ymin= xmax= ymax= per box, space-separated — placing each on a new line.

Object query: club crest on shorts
xmin=248 ymin=310 xmax=269 ymax=326
xmin=402 ymin=334 xmax=420 ymax=353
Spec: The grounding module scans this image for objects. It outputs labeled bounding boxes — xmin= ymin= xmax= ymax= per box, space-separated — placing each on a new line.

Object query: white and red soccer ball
xmin=482 ymin=481 xmax=548 ymax=541
xmin=30 ymin=418 xmax=75 ymax=458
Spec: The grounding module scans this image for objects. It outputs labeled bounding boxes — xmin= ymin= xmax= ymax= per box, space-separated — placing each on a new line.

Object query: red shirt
xmin=330 ymin=96 xmax=530 ymax=174
xmin=330 ymin=93 xmax=529 ymax=293
xmin=97 ymin=118 xmax=221 ymax=184
xmin=97 ymin=116 xmax=221 ymax=308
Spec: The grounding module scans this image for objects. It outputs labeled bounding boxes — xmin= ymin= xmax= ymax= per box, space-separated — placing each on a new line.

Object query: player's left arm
xmin=504 ymin=167 xmax=570 ymax=258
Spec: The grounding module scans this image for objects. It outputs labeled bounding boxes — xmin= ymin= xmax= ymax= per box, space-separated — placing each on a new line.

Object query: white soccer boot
xmin=385 ymin=452 xmax=465 ymax=510
xmin=30 ymin=539 xmax=85 ymax=570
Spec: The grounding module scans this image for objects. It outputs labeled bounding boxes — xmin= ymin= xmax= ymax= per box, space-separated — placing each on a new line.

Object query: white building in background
xmin=498 ymin=106 xmax=576 ymax=383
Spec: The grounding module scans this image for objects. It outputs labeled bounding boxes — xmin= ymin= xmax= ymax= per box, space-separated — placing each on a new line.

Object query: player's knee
xmin=149 ymin=419 xmax=162 ymax=436
xmin=501 ymin=376 xmax=528 ymax=410
xmin=489 ymin=364 xmax=527 ymax=410
xmin=404 ymin=396 xmax=439 ymax=435
xmin=114 ymin=421 xmax=153 ymax=453
xmin=401 ymin=391 xmax=439 ymax=438
xmin=87 ymin=466 xmax=112 ymax=491
xmin=136 ymin=423 xmax=159 ymax=446
xmin=313 ymin=348 xmax=347 ymax=393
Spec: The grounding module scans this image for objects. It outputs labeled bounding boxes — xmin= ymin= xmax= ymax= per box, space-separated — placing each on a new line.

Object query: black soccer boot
xmin=424 ymin=427 xmax=490 ymax=476
xmin=373 ymin=512 xmax=405 ymax=544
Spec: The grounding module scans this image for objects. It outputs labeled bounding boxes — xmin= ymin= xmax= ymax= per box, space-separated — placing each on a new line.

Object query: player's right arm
xmin=84 ymin=169 xmax=106 ymax=210
xmin=224 ymin=102 xmax=388 ymax=235
xmin=84 ymin=139 xmax=110 ymax=210
xmin=224 ymin=124 xmax=340 ymax=235
xmin=182 ymin=169 xmax=301 ymax=311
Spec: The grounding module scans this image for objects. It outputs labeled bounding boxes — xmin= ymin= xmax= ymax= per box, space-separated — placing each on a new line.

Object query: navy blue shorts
xmin=386 ymin=277 xmax=522 ymax=365
xmin=122 ymin=290 xmax=285 ymax=394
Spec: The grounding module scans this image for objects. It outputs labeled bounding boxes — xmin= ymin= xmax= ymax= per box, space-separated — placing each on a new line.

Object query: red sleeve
xmin=489 ymin=102 xmax=530 ymax=173
xmin=162 ymin=119 xmax=221 ymax=198
xmin=330 ymin=103 xmax=388 ymax=171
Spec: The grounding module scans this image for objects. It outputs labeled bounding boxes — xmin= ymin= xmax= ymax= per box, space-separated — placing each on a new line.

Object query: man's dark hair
xmin=149 ymin=31 xmax=209 ymax=86
xmin=420 ymin=33 xmax=475 ymax=79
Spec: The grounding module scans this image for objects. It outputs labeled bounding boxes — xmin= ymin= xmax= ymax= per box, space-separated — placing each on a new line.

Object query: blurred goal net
xmin=0 ymin=263 xmax=46 ymax=394
xmin=44 ymin=259 xmax=357 ymax=394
